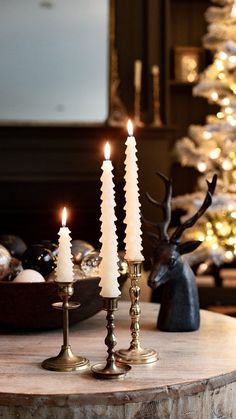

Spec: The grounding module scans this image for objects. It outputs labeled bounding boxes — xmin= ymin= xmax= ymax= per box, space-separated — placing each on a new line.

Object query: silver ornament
xmin=80 ymin=250 xmax=128 ymax=278
xmin=0 ymin=245 xmax=11 ymax=280
xmin=80 ymin=250 xmax=101 ymax=277
xmin=71 ymin=240 xmax=94 ymax=264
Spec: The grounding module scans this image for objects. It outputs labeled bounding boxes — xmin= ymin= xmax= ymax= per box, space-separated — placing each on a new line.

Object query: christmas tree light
xmin=173 ymin=0 xmax=236 ymax=269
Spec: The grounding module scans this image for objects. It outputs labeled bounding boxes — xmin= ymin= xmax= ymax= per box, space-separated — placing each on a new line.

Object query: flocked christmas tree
xmin=173 ymin=0 xmax=236 ymax=270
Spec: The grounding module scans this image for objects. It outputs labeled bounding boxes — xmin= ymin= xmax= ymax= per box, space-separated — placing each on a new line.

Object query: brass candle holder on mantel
xmin=41 ymin=281 xmax=89 ymax=372
xmin=116 ymin=261 xmax=158 ymax=364
xmin=151 ymin=65 xmax=162 ymax=127
xmin=92 ymin=297 xmax=131 ymax=379
xmin=134 ymin=86 xmax=144 ymax=127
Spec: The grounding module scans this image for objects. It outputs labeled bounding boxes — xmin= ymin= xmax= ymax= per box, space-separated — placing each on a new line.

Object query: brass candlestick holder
xmin=116 ymin=261 xmax=158 ymax=364
xmin=92 ymin=297 xmax=131 ymax=379
xmin=134 ymin=86 xmax=144 ymax=127
xmin=42 ymin=282 xmax=89 ymax=372
xmin=151 ymin=66 xmax=162 ymax=127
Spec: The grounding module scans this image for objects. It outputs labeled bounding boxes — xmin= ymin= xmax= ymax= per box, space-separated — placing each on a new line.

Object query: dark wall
xmin=0 ymin=0 xmax=210 ymax=253
xmin=0 ymin=125 xmax=174 ymax=251
xmin=116 ymin=0 xmax=168 ymax=124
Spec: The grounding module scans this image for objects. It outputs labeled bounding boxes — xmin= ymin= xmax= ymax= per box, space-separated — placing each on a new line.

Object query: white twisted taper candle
xmin=124 ymin=120 xmax=144 ymax=261
xmin=99 ymin=142 xmax=120 ymax=298
xmin=55 ymin=207 xmax=74 ymax=283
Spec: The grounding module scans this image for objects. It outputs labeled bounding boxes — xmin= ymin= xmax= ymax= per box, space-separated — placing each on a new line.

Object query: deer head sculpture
xmin=144 ymin=172 xmax=217 ymax=332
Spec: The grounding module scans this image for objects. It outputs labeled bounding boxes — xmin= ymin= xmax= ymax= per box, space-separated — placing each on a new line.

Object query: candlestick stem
xmin=92 ymin=298 xmax=131 ymax=379
xmin=116 ymin=261 xmax=158 ymax=364
xmin=41 ymin=282 xmax=89 ymax=372
xmin=129 ymin=261 xmax=142 ymax=350
xmin=151 ymin=70 xmax=162 ymax=127
xmin=134 ymin=87 xmax=144 ymax=127
xmin=62 ymin=293 xmax=69 ymax=347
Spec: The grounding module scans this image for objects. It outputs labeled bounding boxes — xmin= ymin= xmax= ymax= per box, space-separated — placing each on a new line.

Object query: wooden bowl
xmin=0 ymin=277 xmax=125 ymax=331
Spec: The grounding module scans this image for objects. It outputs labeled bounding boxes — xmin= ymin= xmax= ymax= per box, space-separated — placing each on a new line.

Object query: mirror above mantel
xmin=0 ymin=0 xmax=109 ymax=124
xmin=0 ymin=0 xmax=168 ymax=128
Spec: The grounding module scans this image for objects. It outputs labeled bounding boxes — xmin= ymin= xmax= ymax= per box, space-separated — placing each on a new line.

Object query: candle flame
xmin=104 ymin=142 xmax=110 ymax=160
xmin=127 ymin=119 xmax=133 ymax=137
xmin=62 ymin=207 xmax=67 ymax=227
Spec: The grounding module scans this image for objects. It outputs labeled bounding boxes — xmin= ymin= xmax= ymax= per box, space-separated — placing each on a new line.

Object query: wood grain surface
xmin=0 ymin=301 xmax=235 ymax=418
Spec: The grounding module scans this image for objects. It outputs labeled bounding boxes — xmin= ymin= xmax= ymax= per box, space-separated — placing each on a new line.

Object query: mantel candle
xmin=124 ymin=120 xmax=144 ymax=261
xmin=55 ymin=207 xmax=74 ymax=283
xmin=99 ymin=142 xmax=120 ymax=298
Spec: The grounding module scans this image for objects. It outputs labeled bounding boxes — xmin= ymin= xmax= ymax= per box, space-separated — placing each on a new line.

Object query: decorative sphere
xmin=0 ymin=245 xmax=11 ymax=280
xmin=0 ymin=234 xmax=27 ymax=260
xmin=8 ymin=257 xmax=23 ymax=281
xmin=22 ymin=244 xmax=56 ymax=277
xmin=39 ymin=240 xmax=58 ymax=258
xmin=13 ymin=269 xmax=45 ymax=283
xmin=71 ymin=240 xmax=94 ymax=264
xmin=80 ymin=250 xmax=102 ymax=277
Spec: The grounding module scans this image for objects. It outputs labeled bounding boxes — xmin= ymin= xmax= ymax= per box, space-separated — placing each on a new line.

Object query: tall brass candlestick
xmin=116 ymin=261 xmax=158 ymax=364
xmin=92 ymin=297 xmax=131 ymax=379
xmin=134 ymin=86 xmax=144 ymax=127
xmin=134 ymin=60 xmax=144 ymax=127
xmin=151 ymin=65 xmax=162 ymax=127
xmin=42 ymin=282 xmax=89 ymax=372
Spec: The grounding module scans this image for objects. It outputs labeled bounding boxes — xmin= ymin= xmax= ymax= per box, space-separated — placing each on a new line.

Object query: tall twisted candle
xmin=55 ymin=207 xmax=74 ymax=283
xmin=99 ymin=142 xmax=120 ymax=298
xmin=124 ymin=120 xmax=144 ymax=261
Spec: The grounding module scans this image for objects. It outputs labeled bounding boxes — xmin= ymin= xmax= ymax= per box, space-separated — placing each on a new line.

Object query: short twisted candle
xmin=55 ymin=207 xmax=74 ymax=283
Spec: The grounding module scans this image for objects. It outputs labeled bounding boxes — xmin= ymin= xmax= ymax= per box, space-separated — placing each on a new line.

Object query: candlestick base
xmin=42 ymin=345 xmax=89 ymax=372
xmin=151 ymin=119 xmax=163 ymax=128
xmin=41 ymin=281 xmax=89 ymax=372
xmin=115 ymin=347 xmax=158 ymax=365
xmin=133 ymin=117 xmax=145 ymax=128
xmin=91 ymin=361 xmax=131 ymax=379
xmin=92 ymin=297 xmax=131 ymax=380
xmin=116 ymin=260 xmax=158 ymax=364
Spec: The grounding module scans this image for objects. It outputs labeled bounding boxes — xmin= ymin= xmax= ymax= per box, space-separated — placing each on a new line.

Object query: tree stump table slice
xmin=0 ymin=302 xmax=235 ymax=418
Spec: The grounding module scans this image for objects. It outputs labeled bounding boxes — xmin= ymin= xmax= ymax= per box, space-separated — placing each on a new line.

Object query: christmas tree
xmin=173 ymin=0 xmax=236 ymax=270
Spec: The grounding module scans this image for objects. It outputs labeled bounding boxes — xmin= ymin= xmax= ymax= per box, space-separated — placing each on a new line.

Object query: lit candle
xmin=124 ymin=120 xmax=144 ymax=261
xmin=99 ymin=142 xmax=120 ymax=298
xmin=55 ymin=207 xmax=74 ymax=283
xmin=134 ymin=60 xmax=142 ymax=90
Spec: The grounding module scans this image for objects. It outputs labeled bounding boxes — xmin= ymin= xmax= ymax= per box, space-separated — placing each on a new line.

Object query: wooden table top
xmin=0 ymin=301 xmax=236 ymax=407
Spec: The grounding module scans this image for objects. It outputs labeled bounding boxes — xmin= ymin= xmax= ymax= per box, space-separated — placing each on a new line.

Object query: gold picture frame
xmin=174 ymin=46 xmax=202 ymax=83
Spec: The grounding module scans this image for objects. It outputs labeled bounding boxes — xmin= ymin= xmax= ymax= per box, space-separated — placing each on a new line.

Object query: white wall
xmin=0 ymin=0 xmax=108 ymax=122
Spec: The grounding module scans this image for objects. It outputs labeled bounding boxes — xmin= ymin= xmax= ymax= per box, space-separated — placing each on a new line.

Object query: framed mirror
xmin=0 ymin=0 xmax=109 ymax=124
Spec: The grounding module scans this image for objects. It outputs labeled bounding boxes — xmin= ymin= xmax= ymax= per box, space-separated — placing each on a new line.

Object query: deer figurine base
xmin=156 ymin=263 xmax=200 ymax=332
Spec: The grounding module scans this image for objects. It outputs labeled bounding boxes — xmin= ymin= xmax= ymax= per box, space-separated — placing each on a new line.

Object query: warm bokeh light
xmin=104 ymin=141 xmax=111 ymax=160
xmin=209 ymin=148 xmax=221 ymax=159
xmin=203 ymin=131 xmax=212 ymax=140
xmin=197 ymin=161 xmax=207 ymax=172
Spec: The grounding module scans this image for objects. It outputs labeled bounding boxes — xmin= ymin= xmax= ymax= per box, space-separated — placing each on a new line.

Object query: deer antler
xmin=144 ymin=172 xmax=172 ymax=241
xmin=170 ymin=174 xmax=217 ymax=244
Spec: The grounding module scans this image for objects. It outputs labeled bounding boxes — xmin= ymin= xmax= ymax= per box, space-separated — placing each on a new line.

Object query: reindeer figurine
xmin=144 ymin=172 xmax=217 ymax=332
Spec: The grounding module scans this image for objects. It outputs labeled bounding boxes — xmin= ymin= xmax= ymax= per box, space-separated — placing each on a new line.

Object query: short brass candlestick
xmin=42 ymin=282 xmax=89 ymax=372
xmin=116 ymin=261 xmax=158 ymax=364
xmin=92 ymin=297 xmax=131 ymax=379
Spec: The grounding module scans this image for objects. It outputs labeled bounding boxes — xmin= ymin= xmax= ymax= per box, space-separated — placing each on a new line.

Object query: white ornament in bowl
xmin=14 ymin=269 xmax=45 ymax=283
